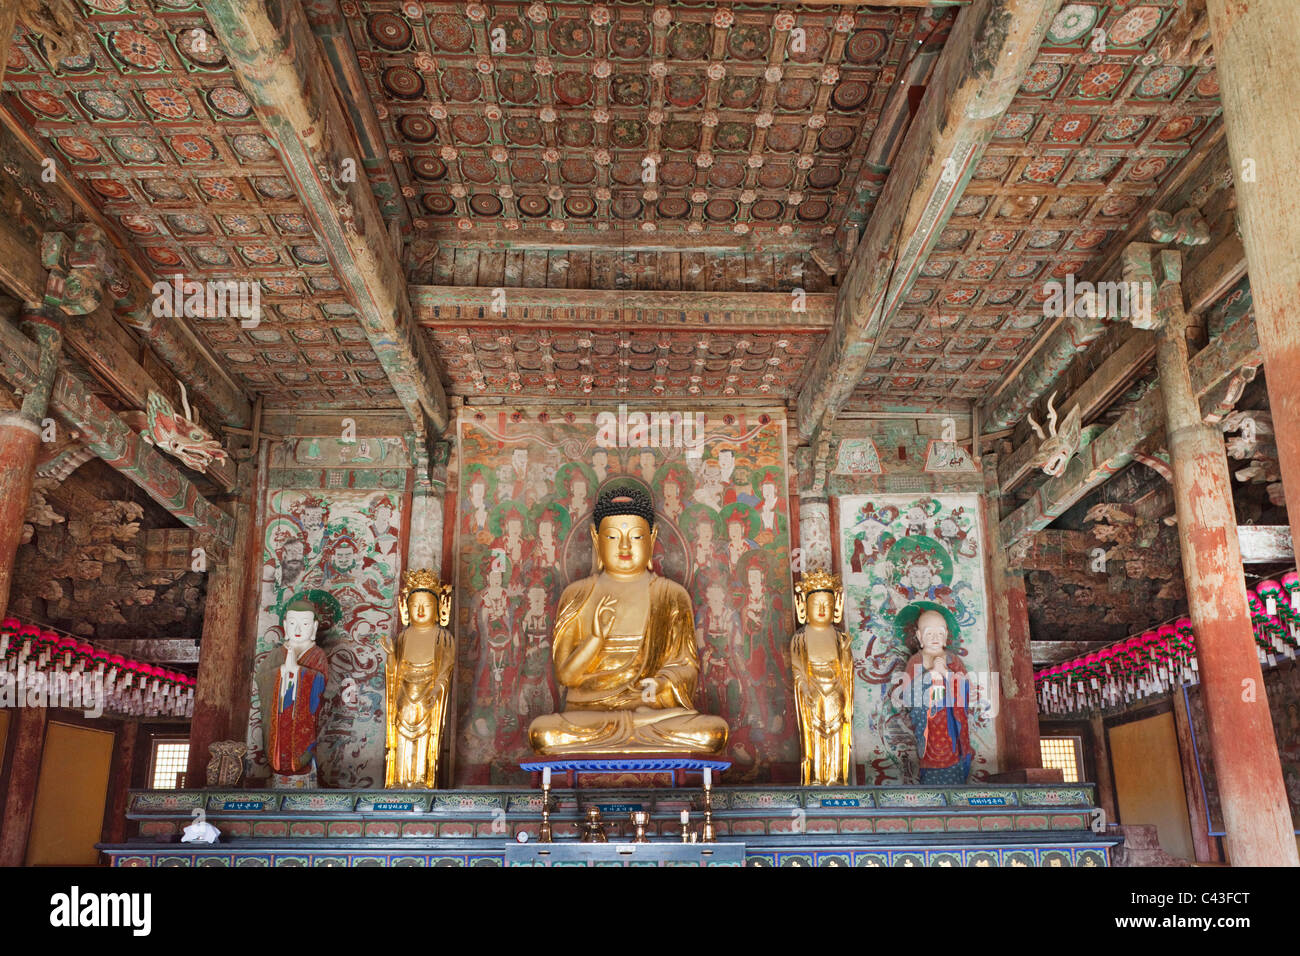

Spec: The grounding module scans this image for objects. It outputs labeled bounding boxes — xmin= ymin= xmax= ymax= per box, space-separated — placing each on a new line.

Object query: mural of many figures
xmin=838 ymin=494 xmax=995 ymax=784
xmin=455 ymin=408 xmax=796 ymax=785
xmin=248 ymin=483 xmax=407 ymax=788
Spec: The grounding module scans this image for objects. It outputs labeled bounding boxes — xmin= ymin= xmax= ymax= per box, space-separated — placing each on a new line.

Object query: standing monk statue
xmin=528 ymin=484 xmax=729 ymax=755
xmin=257 ymin=599 xmax=329 ymax=787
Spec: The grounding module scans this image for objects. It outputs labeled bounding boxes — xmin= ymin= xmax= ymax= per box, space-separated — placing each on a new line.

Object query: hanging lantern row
xmin=1036 ymin=618 xmax=1199 ymax=717
xmin=1248 ymin=571 xmax=1300 ymax=667
xmin=0 ymin=618 xmax=195 ymax=718
xmin=1036 ymin=571 xmax=1300 ymax=717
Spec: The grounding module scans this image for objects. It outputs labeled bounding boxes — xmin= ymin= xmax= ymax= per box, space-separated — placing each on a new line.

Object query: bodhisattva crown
xmin=399 ymin=569 xmax=451 ymax=625
xmin=795 ymin=569 xmax=842 ymax=596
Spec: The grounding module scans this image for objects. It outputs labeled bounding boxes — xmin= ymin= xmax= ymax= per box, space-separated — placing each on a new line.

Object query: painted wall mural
xmin=454 ymin=407 xmax=796 ymax=785
xmin=247 ymin=438 xmax=411 ymax=788
xmin=837 ymin=494 xmax=996 ymax=784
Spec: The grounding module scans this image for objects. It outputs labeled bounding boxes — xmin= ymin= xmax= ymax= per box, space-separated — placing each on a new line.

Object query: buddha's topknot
xmin=592 ymin=483 xmax=655 ymax=529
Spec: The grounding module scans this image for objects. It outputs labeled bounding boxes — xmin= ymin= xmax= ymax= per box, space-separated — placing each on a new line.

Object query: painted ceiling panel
xmin=3 ymin=0 xmax=400 ymax=407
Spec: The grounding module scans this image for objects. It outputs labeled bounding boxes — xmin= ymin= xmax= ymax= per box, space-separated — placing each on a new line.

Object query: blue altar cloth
xmin=520 ymin=757 xmax=732 ymax=774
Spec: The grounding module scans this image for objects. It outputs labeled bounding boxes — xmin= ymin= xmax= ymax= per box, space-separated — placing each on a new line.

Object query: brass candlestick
xmin=630 ymin=810 xmax=651 ymax=843
xmin=539 ymin=778 xmax=553 ymax=844
xmin=579 ymin=806 xmax=608 ymax=843
xmin=701 ymin=778 xmax=717 ymax=843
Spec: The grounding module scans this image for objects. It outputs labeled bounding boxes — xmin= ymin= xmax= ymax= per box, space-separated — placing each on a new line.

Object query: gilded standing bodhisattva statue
xmin=791 ymin=571 xmax=854 ymax=785
xmin=384 ymin=569 xmax=455 ymax=788
xmin=528 ymin=485 xmax=728 ymax=755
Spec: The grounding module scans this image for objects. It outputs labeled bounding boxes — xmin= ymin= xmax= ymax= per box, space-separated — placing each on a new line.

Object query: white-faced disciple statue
xmin=791 ymin=570 xmax=854 ymax=785
xmin=893 ymin=601 xmax=974 ymax=784
xmin=528 ymin=483 xmax=729 ymax=755
xmin=384 ymin=569 xmax=456 ymax=788
xmin=257 ymin=598 xmax=330 ymax=787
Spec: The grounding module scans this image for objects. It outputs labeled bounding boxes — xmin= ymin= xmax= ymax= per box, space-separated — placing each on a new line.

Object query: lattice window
xmin=1039 ymin=736 xmax=1083 ymax=783
xmin=149 ymin=740 xmax=190 ymax=790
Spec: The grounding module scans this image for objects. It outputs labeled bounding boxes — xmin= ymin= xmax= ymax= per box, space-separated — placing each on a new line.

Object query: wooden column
xmin=186 ymin=463 xmax=257 ymax=786
xmin=0 ymin=314 xmax=61 ymax=619
xmin=1152 ymin=250 xmax=1298 ymax=866
xmin=1089 ymin=714 xmax=1117 ymax=824
xmin=796 ymin=492 xmax=833 ymax=573
xmin=0 ymin=705 xmax=47 ymax=866
xmin=1206 ymin=0 xmax=1300 ymax=554
xmin=103 ymin=720 xmax=139 ymax=845
xmin=1171 ymin=690 xmax=1223 ymax=863
xmin=983 ymin=456 xmax=1042 ymax=774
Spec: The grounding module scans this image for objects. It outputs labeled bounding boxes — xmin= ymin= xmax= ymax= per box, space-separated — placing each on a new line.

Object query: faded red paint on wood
xmin=186 ymin=482 xmax=254 ymax=787
xmin=1001 ymin=575 xmax=1043 ymax=771
xmin=0 ymin=420 xmax=41 ymax=620
xmin=1207 ymin=0 xmax=1300 ymax=608
xmin=1156 ymin=278 xmax=1299 ymax=866
xmin=0 ymin=705 xmax=47 ymax=866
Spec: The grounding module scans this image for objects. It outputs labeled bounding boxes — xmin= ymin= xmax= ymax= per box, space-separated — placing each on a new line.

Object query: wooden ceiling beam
xmin=997 ymin=223 xmax=1247 ymax=493
xmin=409 ymin=286 xmax=834 ymax=330
xmin=206 ymin=0 xmax=449 ymax=436
xmin=0 ymin=110 xmax=253 ymax=430
xmin=422 ymin=233 xmax=824 ymax=255
xmin=794 ymin=0 xmax=1065 ymax=440
xmin=999 ymin=313 xmax=1263 ymax=549
xmin=0 ymin=317 xmax=234 ymax=543
xmin=998 ymin=329 xmax=1158 ymax=493
xmin=794 ymin=1 xmax=970 ymax=6
xmin=982 ymin=126 xmax=1230 ymax=434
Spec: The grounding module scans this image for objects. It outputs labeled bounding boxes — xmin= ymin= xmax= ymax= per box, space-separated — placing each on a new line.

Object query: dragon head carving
xmin=1026 ymin=391 xmax=1082 ymax=478
xmin=143 ymin=385 xmax=227 ymax=473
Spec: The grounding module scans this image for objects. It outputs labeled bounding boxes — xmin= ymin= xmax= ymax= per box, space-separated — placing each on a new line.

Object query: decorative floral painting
xmin=454 ymin=407 xmax=796 ymax=785
xmin=837 ymin=494 xmax=996 ymax=783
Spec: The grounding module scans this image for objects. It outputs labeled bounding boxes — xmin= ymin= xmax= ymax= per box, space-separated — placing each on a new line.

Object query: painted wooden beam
xmin=998 ymin=331 xmax=1157 ymax=492
xmin=983 ymin=128 xmax=1231 ymax=433
xmin=996 ymin=223 xmax=1246 ymax=492
xmin=0 ymin=318 xmax=234 ymax=543
xmin=794 ymin=0 xmax=1065 ymax=439
xmin=206 ymin=0 xmax=449 ymax=435
xmin=424 ymin=233 xmax=826 ymax=255
xmin=797 ymin=1 xmax=970 ymax=6
xmin=1237 ymin=525 xmax=1294 ymax=563
xmin=1031 ymin=641 xmax=1114 ymax=665
xmin=0 ymin=110 xmax=252 ymax=429
xmin=302 ymin=0 xmax=411 ymax=235
xmin=1000 ymin=315 xmax=1262 ymax=548
xmin=410 ymin=286 xmax=834 ymax=330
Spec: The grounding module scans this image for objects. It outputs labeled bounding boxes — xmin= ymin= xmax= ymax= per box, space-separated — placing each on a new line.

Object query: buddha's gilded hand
xmin=593 ymin=594 xmax=617 ymax=643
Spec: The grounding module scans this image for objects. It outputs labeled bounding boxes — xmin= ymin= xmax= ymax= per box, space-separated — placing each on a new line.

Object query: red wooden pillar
xmin=0 ymin=314 xmax=61 ymax=619
xmin=0 ymin=704 xmax=48 ymax=866
xmin=1153 ymin=253 xmax=1298 ymax=866
xmin=1206 ymin=0 xmax=1300 ymax=558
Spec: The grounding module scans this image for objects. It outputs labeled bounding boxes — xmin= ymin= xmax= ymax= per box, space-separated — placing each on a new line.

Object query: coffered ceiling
xmin=1 ymin=0 xmax=1224 ymax=413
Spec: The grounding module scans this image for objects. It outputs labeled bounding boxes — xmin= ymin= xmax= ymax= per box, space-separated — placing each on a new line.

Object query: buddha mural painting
xmin=384 ymin=570 xmax=456 ymax=788
xmin=790 ymin=571 xmax=855 ymax=785
xmin=527 ymin=484 xmax=729 ymax=755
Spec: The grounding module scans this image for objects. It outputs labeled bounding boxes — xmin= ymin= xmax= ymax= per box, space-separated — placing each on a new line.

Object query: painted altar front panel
xmin=454 ymin=407 xmax=796 ymax=785
xmin=246 ymin=438 xmax=411 ymax=788
xmin=837 ymin=494 xmax=997 ymax=783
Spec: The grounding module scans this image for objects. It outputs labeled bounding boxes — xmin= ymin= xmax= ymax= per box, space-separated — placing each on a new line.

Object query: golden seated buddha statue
xmin=527 ymin=485 xmax=728 ymax=756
